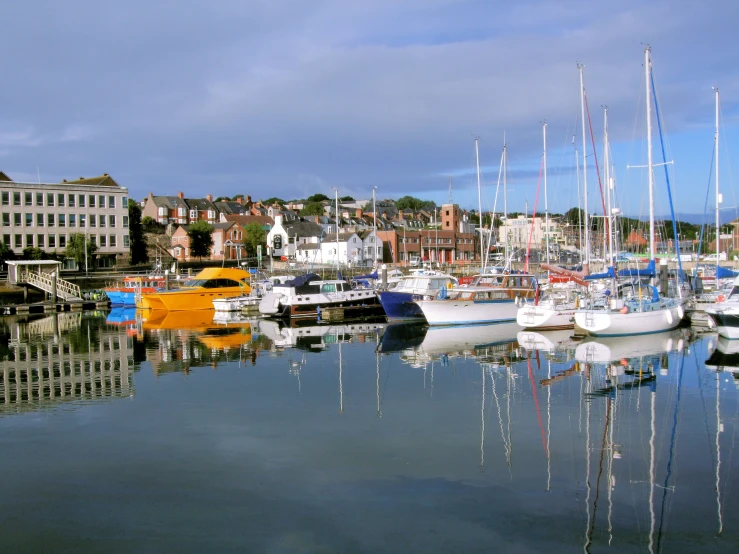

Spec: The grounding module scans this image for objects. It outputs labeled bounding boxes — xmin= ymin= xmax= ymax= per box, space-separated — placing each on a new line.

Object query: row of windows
xmin=159 ymin=207 xmax=216 ymax=219
xmin=1 ymin=213 xmax=128 ymax=229
xmin=1 ymin=191 xmax=127 ymax=209
xmin=2 ymin=233 xmax=129 ymax=249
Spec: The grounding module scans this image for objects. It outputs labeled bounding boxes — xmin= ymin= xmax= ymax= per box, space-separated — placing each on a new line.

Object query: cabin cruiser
xmin=414 ymin=272 xmax=536 ymax=326
xmin=139 ymin=267 xmax=252 ymax=311
xmin=516 ymin=281 xmax=582 ymax=330
xmin=378 ymin=271 xmax=458 ymax=320
xmin=258 ymin=273 xmax=384 ymax=319
xmin=704 ymin=277 xmax=739 ymax=338
xmin=106 ymin=275 xmax=167 ymax=306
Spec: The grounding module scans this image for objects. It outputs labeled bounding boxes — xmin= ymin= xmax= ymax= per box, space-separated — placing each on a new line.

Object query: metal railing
xmin=18 ymin=271 xmax=82 ymax=301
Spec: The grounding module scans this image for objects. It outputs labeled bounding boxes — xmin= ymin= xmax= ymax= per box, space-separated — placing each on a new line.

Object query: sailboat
xmin=574 ymin=47 xmax=683 ymax=336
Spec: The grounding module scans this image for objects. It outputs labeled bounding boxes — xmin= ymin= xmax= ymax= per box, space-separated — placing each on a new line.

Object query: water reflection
xmin=0 ymin=311 xmax=134 ymax=413
xmin=0 ymin=313 xmax=736 ymax=552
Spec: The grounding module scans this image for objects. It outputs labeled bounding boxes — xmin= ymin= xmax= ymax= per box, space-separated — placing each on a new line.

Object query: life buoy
xmin=717 ymin=295 xmax=725 ymax=302
xmin=619 ymin=306 xmax=629 ymax=314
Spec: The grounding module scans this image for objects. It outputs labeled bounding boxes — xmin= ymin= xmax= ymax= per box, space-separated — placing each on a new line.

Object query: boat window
xmin=321 ymin=284 xmax=337 ymax=293
xmin=182 ymin=279 xmax=206 ymax=287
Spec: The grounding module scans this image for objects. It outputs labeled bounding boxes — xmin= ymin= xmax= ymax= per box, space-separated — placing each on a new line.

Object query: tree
xmin=263 ymin=197 xmax=285 ymax=205
xmin=187 ymin=221 xmax=214 ymax=261
xmin=128 ymin=199 xmax=149 ymax=265
xmin=141 ymin=215 xmax=156 ymax=226
xmin=340 ymin=195 xmax=355 ymax=202
xmin=395 ymin=195 xmax=436 ymax=212
xmin=21 ymin=247 xmax=49 ymax=260
xmin=0 ymin=241 xmax=16 ymax=265
xmin=243 ymin=222 xmax=267 ymax=257
xmin=306 ymin=193 xmax=329 ymax=203
xmin=65 ymin=233 xmax=98 ymax=271
xmin=300 ymin=202 xmax=325 ymax=216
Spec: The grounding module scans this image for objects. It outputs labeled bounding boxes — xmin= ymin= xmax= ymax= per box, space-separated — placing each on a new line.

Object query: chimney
xmin=206 ymin=194 xmax=213 ymax=202
xmin=356 ymin=208 xmax=363 ymax=218
xmin=235 ymin=197 xmax=243 ymax=205
xmin=178 ymin=191 xmax=184 ymax=199
xmin=246 ymin=195 xmax=252 ymax=204
xmin=275 ymin=215 xmax=283 ymax=227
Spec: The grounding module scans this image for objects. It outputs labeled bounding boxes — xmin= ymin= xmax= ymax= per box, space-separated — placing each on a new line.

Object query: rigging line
xmin=718 ymin=103 xmax=738 ymax=222
xmin=584 ymin=90 xmax=608 ymax=228
xmin=698 ymin=141 xmax=717 ymax=256
xmin=525 ymin=155 xmax=545 ymax=273
xmin=527 ymin=355 xmax=550 ymax=461
xmin=650 ymin=71 xmax=684 ymax=287
xmin=587 ymin=395 xmax=612 ymax=547
xmin=656 ymin=352 xmax=684 ymax=552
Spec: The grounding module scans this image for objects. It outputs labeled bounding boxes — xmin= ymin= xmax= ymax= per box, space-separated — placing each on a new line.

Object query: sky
xmin=1 ymin=0 xmax=738 ymax=217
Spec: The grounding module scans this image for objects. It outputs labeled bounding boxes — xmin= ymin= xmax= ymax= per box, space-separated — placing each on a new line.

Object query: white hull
xmin=258 ymin=319 xmax=385 ymax=348
xmin=415 ymin=299 xmax=518 ymax=326
xmin=516 ymin=303 xmax=575 ymax=330
xmin=575 ymin=329 xmax=686 ymax=363
xmin=574 ymin=304 xmax=683 ymax=336
xmin=213 ymin=295 xmax=261 ymax=312
xmin=517 ymin=329 xmax=577 ymax=352
xmin=417 ymin=322 xmax=521 ymax=355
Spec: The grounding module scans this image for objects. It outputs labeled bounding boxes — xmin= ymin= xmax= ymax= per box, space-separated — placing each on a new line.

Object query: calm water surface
xmin=0 ymin=309 xmax=738 ymax=553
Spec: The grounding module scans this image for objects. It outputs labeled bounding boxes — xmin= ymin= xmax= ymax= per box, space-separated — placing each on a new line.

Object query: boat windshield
xmin=180 ymin=278 xmax=244 ymax=289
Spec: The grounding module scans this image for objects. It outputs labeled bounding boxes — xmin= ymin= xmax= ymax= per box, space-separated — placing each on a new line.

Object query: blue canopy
xmin=717 ymin=265 xmax=739 ymax=279
xmin=619 ymin=259 xmax=655 ymax=278
xmin=584 ymin=266 xmax=616 ymax=281
xmin=287 ymin=273 xmax=320 ymax=287
xmin=354 ymin=270 xmax=379 ymax=280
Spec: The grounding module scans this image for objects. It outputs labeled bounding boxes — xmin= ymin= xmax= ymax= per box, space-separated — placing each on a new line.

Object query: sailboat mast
xmin=645 ymin=46 xmax=656 ymax=261
xmin=579 ymin=64 xmax=590 ymax=266
xmin=604 ymin=107 xmax=614 ymax=266
xmin=715 ymin=87 xmax=720 ymax=271
xmin=576 ymin=146 xmax=583 ymax=263
xmin=504 ymin=140 xmax=509 ymax=265
xmin=476 ymin=137 xmax=485 ymax=270
xmin=334 ymin=188 xmax=340 ymax=269
xmin=544 ymin=123 xmax=550 ymax=266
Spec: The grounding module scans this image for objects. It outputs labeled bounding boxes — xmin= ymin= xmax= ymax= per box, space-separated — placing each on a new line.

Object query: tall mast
xmin=475 ymin=137 xmax=485 ymax=270
xmin=503 ymin=139 xmax=509 ymax=265
xmin=372 ymin=186 xmax=377 ymax=266
xmin=578 ymin=64 xmax=590 ymax=266
xmin=645 ymin=46 xmax=655 ymax=261
xmin=576 ymin=146 xmax=583 ymax=263
xmin=604 ymin=107 xmax=614 ymax=266
xmin=334 ymin=187 xmax=340 ymax=269
xmin=715 ymin=87 xmax=720 ymax=271
xmin=543 ymin=122 xmax=550 ymax=266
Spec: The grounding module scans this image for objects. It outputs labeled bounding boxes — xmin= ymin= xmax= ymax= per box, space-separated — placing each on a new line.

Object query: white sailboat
xmin=574 ymin=47 xmax=683 ymax=336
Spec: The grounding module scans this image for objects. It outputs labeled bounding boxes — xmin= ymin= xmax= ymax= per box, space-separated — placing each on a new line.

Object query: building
xmin=498 ymin=215 xmax=564 ymax=252
xmin=266 ymin=216 xmax=323 ymax=258
xmin=170 ymin=222 xmax=244 ymax=262
xmin=142 ymin=192 xmax=218 ymax=226
xmin=0 ymin=172 xmax=130 ymax=268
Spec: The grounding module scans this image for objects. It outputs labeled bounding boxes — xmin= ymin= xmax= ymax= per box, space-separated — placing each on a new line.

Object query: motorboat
xmin=140 ymin=267 xmax=252 ymax=311
xmin=258 ymin=273 xmax=383 ymax=319
xmin=105 ymin=275 xmax=167 ymax=306
xmin=378 ymin=271 xmax=457 ymax=320
xmin=516 ymin=282 xmax=582 ymax=330
xmin=258 ymin=319 xmax=385 ymax=349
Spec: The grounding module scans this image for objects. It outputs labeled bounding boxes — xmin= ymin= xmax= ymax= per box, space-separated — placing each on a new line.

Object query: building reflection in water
xmin=0 ymin=311 xmax=134 ymax=413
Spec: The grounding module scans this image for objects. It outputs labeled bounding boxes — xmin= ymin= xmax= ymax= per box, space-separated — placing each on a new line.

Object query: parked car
xmin=702 ymin=252 xmax=727 ymax=262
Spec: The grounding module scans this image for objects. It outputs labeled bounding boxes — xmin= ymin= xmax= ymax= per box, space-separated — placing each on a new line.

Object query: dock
xmin=1 ymin=300 xmax=110 ymax=316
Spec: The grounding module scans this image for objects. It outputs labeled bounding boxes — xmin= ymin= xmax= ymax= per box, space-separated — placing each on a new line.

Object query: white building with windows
xmin=295 ymin=232 xmax=365 ymax=266
xmin=498 ymin=214 xmax=564 ymax=251
xmin=0 ymin=172 xmax=130 ymax=268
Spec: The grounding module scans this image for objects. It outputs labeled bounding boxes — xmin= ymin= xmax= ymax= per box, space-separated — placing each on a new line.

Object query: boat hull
xmin=705 ymin=312 xmax=739 ymax=339
xmin=516 ymin=303 xmax=575 ymax=330
xmin=415 ymin=298 xmax=518 ymax=326
xmin=574 ymin=305 xmax=683 ymax=336
xmin=378 ymin=291 xmax=425 ymax=320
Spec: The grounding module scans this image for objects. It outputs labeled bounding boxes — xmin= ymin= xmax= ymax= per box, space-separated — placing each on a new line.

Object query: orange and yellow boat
xmin=139 ymin=267 xmax=252 ymax=311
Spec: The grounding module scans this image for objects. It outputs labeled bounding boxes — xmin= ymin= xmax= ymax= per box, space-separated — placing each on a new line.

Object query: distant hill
xmin=627 ymin=213 xmax=739 ymax=226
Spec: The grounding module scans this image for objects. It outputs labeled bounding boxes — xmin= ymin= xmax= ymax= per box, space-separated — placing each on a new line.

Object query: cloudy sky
xmin=1 ymin=0 xmax=738 ymax=216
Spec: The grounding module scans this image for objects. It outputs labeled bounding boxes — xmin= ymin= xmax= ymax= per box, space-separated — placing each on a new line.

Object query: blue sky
xmin=1 ymin=0 xmax=738 ymax=217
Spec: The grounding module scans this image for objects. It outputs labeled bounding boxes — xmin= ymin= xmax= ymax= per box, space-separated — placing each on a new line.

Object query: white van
xmin=703 ymin=252 xmax=727 ymax=262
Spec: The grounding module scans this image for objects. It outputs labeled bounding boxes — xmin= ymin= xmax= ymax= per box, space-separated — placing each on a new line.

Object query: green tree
xmin=0 ymin=241 xmax=16 ymax=265
xmin=187 ymin=221 xmax=214 ymax=261
xmin=395 ymin=195 xmax=436 ymax=212
xmin=263 ymin=197 xmax=285 ymax=205
xmin=65 ymin=233 xmax=98 ymax=271
xmin=128 ymin=199 xmax=149 ymax=265
xmin=306 ymin=193 xmax=329 ymax=203
xmin=21 ymin=247 xmax=49 ymax=260
xmin=243 ymin=222 xmax=267 ymax=257
xmin=141 ymin=215 xmax=156 ymax=226
xmin=340 ymin=195 xmax=355 ymax=202
xmin=300 ymin=202 xmax=325 ymax=216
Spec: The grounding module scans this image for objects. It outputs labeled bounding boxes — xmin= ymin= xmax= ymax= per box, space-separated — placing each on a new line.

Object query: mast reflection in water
xmin=0 ymin=313 xmax=737 ymax=552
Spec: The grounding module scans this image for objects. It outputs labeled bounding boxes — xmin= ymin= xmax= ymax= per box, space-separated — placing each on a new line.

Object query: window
xmin=108 ymin=196 xmax=115 ymax=208
xmin=26 ymin=234 xmax=33 ymax=247
xmin=37 ymin=234 xmax=45 ymax=248
xmin=0 ymin=213 xmax=8 ymax=226
xmin=69 ymin=214 xmax=76 ymax=227
xmin=36 ymin=192 xmax=44 ymax=206
xmin=13 ymin=192 xmax=21 ymax=206
xmin=78 ymin=194 xmax=85 ymax=207
xmin=90 ymin=214 xmax=96 ymax=227
xmin=189 ymin=209 xmax=197 ymax=219
xmin=1 ymin=191 xmax=8 ymax=205
xmin=98 ymin=195 xmax=105 ymax=208
xmin=89 ymin=195 xmax=95 ymax=207
xmin=14 ymin=234 xmax=22 ymax=248
xmin=48 ymin=234 xmax=55 ymax=248
xmin=47 ymin=213 xmax=55 ymax=227
xmin=36 ymin=213 xmax=44 ymax=227
xmin=123 ymin=235 xmax=130 ymax=247
xmin=47 ymin=193 xmax=55 ymax=207
xmin=89 ymin=235 xmax=96 ymax=245
xmin=80 ymin=214 xmax=86 ymax=227
xmin=57 ymin=193 xmax=65 ymax=206
xmin=122 ymin=216 xmax=129 ymax=228
xmin=174 ymin=246 xmax=181 ymax=256
xmin=25 ymin=192 xmax=32 ymax=206
xmin=68 ymin=194 xmax=75 ymax=208
xmin=122 ymin=196 xmax=128 ymax=207
xmin=109 ymin=234 xmax=117 ymax=247
xmin=178 ymin=207 xmax=186 ymax=216
xmin=207 ymin=210 xmax=215 ymax=219
xmin=14 ymin=213 xmax=21 ymax=226
xmin=100 ymin=235 xmax=107 ymax=247
xmin=109 ymin=215 xmax=116 ymax=228
xmin=58 ymin=234 xmax=66 ymax=248
xmin=58 ymin=214 xmax=66 ymax=227
xmin=99 ymin=215 xmax=106 ymax=228
xmin=3 ymin=234 xmax=9 ymax=245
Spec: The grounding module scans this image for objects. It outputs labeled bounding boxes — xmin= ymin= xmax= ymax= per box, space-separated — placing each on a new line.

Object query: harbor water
xmin=0 ymin=310 xmax=738 ymax=552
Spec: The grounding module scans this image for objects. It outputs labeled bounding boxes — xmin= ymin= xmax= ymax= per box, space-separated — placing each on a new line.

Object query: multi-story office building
xmin=0 ymin=172 xmax=130 ymax=268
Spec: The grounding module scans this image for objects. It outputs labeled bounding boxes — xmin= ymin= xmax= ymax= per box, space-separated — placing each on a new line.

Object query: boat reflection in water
xmin=706 ymin=335 xmax=739 ymax=388
xmin=575 ymin=329 xmax=689 ymax=365
xmin=0 ymin=311 xmax=135 ymax=414
xmin=258 ymin=319 xmax=386 ymax=351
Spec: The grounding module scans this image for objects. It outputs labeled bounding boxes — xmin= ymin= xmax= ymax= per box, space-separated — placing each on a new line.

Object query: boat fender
xmin=717 ymin=295 xmax=725 ymax=302
xmin=619 ymin=306 xmax=629 ymax=314
xmin=665 ymin=310 xmax=673 ymax=325
xmin=575 ymin=296 xmax=580 ymax=309
xmin=676 ymin=305 xmax=684 ymax=320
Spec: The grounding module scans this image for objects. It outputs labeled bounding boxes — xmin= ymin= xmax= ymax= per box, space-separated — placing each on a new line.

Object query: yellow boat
xmin=140 ymin=267 xmax=252 ymax=311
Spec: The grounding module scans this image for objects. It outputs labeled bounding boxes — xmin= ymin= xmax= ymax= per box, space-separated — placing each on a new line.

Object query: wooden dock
xmin=1 ymin=300 xmax=110 ymax=316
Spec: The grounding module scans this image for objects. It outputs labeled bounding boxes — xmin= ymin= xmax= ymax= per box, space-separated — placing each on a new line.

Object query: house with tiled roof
xmin=266 ymin=215 xmax=323 ymax=258
xmin=215 ymin=200 xmax=249 ymax=217
xmin=295 ymin=231 xmax=364 ymax=265
xmin=142 ymin=192 xmax=218 ymax=226
xmin=169 ymin=221 xmax=243 ymax=262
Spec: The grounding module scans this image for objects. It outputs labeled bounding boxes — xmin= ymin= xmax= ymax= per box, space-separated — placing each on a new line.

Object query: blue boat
xmin=378 ymin=271 xmax=458 ymax=320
